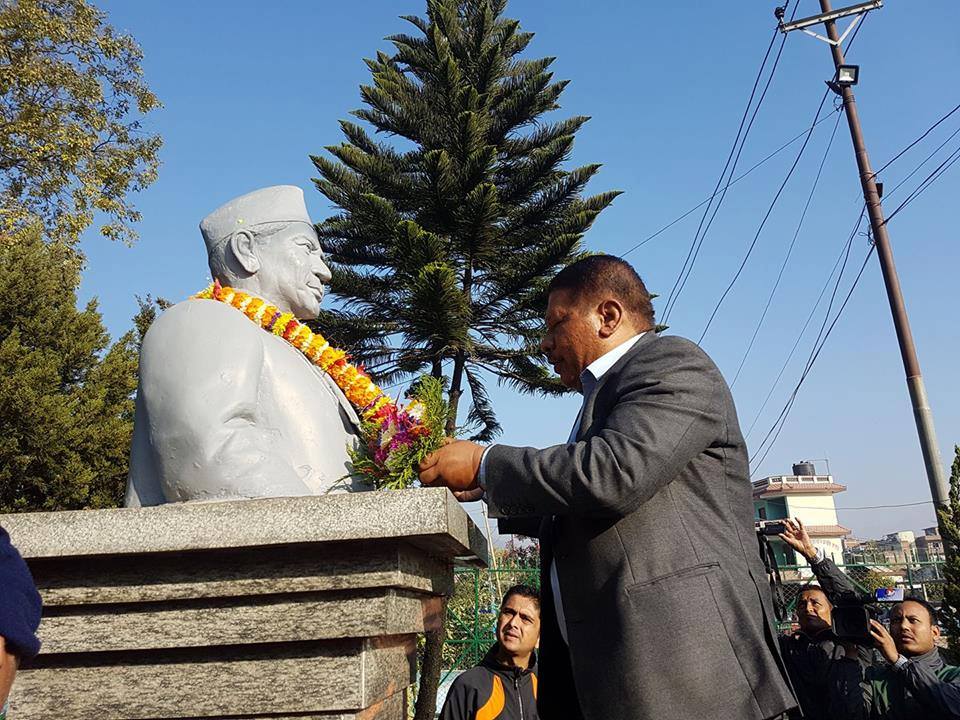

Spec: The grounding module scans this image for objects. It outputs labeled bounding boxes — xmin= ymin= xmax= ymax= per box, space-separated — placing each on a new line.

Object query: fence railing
xmin=442 ymin=558 xmax=948 ymax=677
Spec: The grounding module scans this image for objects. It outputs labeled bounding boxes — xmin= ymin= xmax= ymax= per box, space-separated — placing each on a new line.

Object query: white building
xmin=753 ymin=461 xmax=851 ymax=567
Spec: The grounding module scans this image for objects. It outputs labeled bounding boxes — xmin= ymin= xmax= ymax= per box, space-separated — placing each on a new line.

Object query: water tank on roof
xmin=793 ymin=461 xmax=816 ymax=476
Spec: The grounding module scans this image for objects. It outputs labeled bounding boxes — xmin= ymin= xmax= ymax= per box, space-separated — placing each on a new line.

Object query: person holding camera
xmin=776 ymin=518 xmax=869 ymax=719
xmin=831 ymin=596 xmax=960 ymax=719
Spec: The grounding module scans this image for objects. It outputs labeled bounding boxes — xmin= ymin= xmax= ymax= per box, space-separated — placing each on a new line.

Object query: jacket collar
xmin=482 ymin=642 xmax=538 ymax=676
xmin=578 ymin=331 xmax=659 ymax=441
xmin=908 ymin=646 xmax=945 ymax=672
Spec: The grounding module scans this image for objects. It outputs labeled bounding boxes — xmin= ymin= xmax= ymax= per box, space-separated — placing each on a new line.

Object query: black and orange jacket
xmin=439 ymin=643 xmax=538 ymax=720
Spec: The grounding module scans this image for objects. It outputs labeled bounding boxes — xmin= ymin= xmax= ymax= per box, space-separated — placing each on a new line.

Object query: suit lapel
xmin=576 ymin=332 xmax=658 ymax=441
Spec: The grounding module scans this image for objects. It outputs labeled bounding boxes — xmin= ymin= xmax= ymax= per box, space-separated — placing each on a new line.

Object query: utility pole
xmin=780 ymin=1 xmax=949 ymax=508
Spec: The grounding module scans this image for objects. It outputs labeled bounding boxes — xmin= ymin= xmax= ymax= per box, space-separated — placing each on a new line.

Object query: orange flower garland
xmin=193 ymin=280 xmax=393 ymax=421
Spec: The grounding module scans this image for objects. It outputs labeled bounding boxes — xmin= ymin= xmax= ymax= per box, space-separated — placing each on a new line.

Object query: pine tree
xmin=311 ymin=2 xmax=620 ymax=715
xmin=311 ymin=0 xmax=621 ymax=442
xmin=0 ymin=222 xmax=148 ymax=512
xmin=937 ymin=446 xmax=960 ymax=662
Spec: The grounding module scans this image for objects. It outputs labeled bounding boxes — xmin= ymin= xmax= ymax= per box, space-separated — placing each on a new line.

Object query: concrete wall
xmin=1 ymin=489 xmax=487 ymax=719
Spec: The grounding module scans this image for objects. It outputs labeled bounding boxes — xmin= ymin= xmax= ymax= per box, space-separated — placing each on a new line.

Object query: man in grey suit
xmin=419 ymin=256 xmax=797 ymax=720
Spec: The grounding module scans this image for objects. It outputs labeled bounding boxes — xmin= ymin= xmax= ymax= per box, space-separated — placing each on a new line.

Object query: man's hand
xmin=869 ymin=619 xmax=900 ymax=664
xmin=779 ymin=517 xmax=817 ymax=562
xmin=418 ymin=440 xmax=486 ymax=494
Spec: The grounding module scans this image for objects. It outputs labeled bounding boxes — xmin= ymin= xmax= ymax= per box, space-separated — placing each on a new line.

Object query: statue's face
xmin=255 ymin=223 xmax=331 ymax=319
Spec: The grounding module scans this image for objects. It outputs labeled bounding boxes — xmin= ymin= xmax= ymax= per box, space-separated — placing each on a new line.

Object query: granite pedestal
xmin=0 ymin=488 xmax=487 ymax=719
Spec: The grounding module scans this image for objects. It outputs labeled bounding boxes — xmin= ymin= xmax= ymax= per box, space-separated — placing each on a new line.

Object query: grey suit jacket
xmin=485 ymin=333 xmax=797 ymax=720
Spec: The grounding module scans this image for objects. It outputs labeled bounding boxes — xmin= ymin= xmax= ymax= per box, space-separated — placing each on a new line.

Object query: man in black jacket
xmin=830 ymin=597 xmax=960 ymax=719
xmin=777 ymin=518 xmax=870 ymax=719
xmin=440 ymin=585 xmax=540 ymax=720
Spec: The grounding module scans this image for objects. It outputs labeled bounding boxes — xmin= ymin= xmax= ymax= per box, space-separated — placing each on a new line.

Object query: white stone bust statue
xmin=125 ymin=186 xmax=368 ymax=507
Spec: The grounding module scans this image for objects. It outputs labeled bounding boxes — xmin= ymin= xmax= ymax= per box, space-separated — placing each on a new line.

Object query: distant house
xmin=753 ymin=461 xmax=851 ymax=568
xmin=915 ymin=526 xmax=945 ymax=561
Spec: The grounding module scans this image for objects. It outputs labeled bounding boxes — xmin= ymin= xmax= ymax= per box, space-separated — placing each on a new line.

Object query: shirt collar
xmin=579 ymin=332 xmax=646 ymax=397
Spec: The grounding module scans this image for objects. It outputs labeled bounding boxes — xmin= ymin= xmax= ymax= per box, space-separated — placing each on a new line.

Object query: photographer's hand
xmin=869 ymin=619 xmax=900 ymax=664
xmin=779 ymin=517 xmax=817 ymax=562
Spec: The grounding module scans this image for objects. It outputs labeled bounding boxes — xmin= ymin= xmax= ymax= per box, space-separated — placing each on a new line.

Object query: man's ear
xmin=228 ymin=230 xmax=260 ymax=274
xmin=933 ymin=624 xmax=942 ymax=640
xmin=597 ymin=299 xmax=624 ymax=338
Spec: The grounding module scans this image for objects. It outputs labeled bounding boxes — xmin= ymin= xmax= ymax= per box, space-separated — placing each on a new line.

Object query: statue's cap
xmin=200 ymin=185 xmax=313 ymax=250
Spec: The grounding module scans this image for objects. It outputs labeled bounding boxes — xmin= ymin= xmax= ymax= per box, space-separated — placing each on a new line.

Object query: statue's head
xmin=201 ymin=186 xmax=331 ymax=319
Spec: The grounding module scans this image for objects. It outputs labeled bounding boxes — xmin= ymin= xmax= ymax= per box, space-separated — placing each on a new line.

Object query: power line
xmin=878 ymin=123 xmax=960 ymax=202
xmin=744 ymin=208 xmax=865 ymax=439
xmin=619 ymin=110 xmax=842 ymax=259
xmin=750 ymin=242 xmax=876 ymax=475
xmin=699 ymin=9 xmax=870 ymax=343
xmin=699 ymin=89 xmax=832 ymax=345
xmin=870 ymin=101 xmax=960 ymax=180
xmin=661 ymin=5 xmax=798 ymax=324
xmin=784 ymin=500 xmax=933 ymax=511
xmin=731 ymin=108 xmax=845 ymax=388
xmin=882 ymin=141 xmax=960 ymax=226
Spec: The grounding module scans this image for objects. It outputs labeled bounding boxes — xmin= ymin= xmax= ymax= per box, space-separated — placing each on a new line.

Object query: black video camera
xmin=830 ymin=587 xmax=905 ymax=644
xmin=756 ymin=520 xmax=787 ymax=536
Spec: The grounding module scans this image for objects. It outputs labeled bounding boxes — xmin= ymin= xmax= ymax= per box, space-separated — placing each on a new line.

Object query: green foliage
xmin=0 ymin=0 xmax=162 ymax=245
xmin=937 ymin=445 xmax=960 ymax=662
xmin=0 ymin=222 xmax=148 ymax=511
xmin=348 ymin=375 xmax=450 ymax=490
xmin=311 ymin=0 xmax=621 ymax=441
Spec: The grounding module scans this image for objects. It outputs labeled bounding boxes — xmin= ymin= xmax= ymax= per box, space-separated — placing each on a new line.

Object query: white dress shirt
xmin=480 ymin=332 xmax=645 ymax=645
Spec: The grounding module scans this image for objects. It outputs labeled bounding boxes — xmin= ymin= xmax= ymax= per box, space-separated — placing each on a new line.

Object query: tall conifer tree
xmin=0 ymin=224 xmax=146 ymax=511
xmin=311 ymin=0 xmax=621 ymax=442
xmin=312 ymin=2 xmax=620 ymax=714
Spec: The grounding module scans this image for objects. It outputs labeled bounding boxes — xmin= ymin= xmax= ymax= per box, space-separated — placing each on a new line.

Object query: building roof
xmin=804 ymin=524 xmax=852 ymax=538
xmin=753 ymin=480 xmax=848 ymax=498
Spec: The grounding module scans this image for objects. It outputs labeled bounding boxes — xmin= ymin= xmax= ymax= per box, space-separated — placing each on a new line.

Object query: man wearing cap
xmin=126 ymin=185 xmax=368 ymax=506
xmin=1 ymin=526 xmax=42 ymax=715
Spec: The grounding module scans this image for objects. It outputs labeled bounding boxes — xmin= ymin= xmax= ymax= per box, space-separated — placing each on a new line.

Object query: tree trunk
xmin=445 ymin=350 xmax=466 ymax=437
xmin=413 ymin=601 xmax=448 ymax=720
xmin=417 ymin=270 xmax=472 ymax=718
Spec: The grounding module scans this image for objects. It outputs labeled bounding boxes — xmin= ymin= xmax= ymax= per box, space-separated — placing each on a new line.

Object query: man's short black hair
xmin=798 ymin=583 xmax=832 ymax=606
xmin=894 ymin=596 xmax=938 ymax=625
xmin=501 ymin=584 xmax=540 ymax=613
xmin=548 ymin=255 xmax=655 ymax=327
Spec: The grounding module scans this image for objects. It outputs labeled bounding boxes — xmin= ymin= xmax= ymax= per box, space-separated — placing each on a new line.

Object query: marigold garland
xmin=193 ymin=280 xmax=447 ymax=489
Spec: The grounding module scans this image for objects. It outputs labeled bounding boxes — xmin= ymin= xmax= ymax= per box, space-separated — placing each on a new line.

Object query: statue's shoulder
xmin=142 ymin=299 xmax=265 ymax=362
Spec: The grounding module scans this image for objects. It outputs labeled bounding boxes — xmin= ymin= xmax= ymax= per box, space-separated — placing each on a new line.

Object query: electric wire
xmin=661 ymin=4 xmax=799 ymax=325
xmin=870 ymin=101 xmax=960 ymax=180
xmin=730 ymin=108 xmax=845 ymax=388
xmin=619 ymin=109 xmax=842 ymax=259
xmin=877 ymin=124 xmax=960 ymax=203
xmin=750 ymin=242 xmax=877 ymax=475
xmin=698 ymin=10 xmax=871 ymax=344
xmin=662 ymin=34 xmax=790 ymax=323
xmin=882 ymin=142 xmax=960 ymax=226
xmin=743 ymin=207 xmax=865 ymax=438
xmin=698 ymin=89 xmax=832 ymax=345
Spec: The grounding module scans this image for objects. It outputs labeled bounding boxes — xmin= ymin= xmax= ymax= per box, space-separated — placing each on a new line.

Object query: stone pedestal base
xmin=1 ymin=488 xmax=487 ymax=719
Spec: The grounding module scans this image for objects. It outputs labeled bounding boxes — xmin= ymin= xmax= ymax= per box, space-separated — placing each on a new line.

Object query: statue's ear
xmin=229 ymin=230 xmax=260 ymax=274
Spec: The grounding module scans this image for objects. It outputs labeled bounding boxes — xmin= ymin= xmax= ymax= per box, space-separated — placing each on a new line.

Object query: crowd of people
xmin=441 ymin=566 xmax=960 ymax=720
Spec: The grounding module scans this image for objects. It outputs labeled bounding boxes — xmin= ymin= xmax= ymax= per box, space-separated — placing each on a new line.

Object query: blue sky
xmin=81 ymin=1 xmax=959 ymax=540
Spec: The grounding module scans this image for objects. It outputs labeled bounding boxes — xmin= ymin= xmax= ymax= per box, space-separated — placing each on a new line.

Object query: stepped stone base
xmin=1 ymin=488 xmax=487 ymax=719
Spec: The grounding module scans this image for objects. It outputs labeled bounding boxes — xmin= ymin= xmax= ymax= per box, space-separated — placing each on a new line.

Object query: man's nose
xmin=540 ymin=335 xmax=551 ymax=354
xmin=315 ymin=254 xmax=332 ymax=284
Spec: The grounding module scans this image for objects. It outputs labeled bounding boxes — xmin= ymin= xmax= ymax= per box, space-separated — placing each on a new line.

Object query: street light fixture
xmin=837 ymin=64 xmax=860 ymax=86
